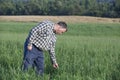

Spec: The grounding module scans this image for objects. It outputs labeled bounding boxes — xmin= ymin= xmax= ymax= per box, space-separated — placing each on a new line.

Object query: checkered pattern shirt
xmin=27 ymin=20 xmax=57 ymax=64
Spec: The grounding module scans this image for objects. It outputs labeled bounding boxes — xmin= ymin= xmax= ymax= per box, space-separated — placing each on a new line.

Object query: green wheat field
xmin=0 ymin=21 xmax=120 ymax=80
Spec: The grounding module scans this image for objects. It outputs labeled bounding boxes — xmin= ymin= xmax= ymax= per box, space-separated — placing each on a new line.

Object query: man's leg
xmin=21 ymin=39 xmax=35 ymax=71
xmin=33 ymin=45 xmax=44 ymax=76
xmin=35 ymin=55 xmax=44 ymax=76
xmin=22 ymin=40 xmax=36 ymax=71
xmin=22 ymin=50 xmax=35 ymax=71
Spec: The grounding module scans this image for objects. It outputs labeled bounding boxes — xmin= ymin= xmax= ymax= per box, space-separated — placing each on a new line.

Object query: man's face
xmin=55 ymin=27 xmax=66 ymax=34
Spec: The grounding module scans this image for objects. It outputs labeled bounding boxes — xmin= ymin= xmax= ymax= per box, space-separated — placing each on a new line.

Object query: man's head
xmin=54 ymin=21 xmax=67 ymax=34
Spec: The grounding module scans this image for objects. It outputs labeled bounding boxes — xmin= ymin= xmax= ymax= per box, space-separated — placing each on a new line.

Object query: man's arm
xmin=49 ymin=45 xmax=59 ymax=69
xmin=27 ymin=27 xmax=38 ymax=47
xmin=28 ymin=22 xmax=47 ymax=48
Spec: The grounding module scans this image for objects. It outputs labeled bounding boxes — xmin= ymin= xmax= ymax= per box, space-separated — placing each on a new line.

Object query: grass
xmin=0 ymin=21 xmax=120 ymax=80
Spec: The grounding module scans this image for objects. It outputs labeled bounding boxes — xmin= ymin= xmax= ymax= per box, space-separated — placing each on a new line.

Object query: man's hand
xmin=53 ymin=63 xmax=59 ymax=69
xmin=27 ymin=45 xmax=32 ymax=51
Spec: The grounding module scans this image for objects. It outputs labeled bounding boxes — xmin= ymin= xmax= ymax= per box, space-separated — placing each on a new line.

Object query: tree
xmin=114 ymin=0 xmax=120 ymax=17
xmin=0 ymin=0 xmax=119 ymax=17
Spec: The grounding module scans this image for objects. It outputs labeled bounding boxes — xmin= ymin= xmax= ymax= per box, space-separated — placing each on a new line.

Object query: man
xmin=22 ymin=20 xmax=67 ymax=76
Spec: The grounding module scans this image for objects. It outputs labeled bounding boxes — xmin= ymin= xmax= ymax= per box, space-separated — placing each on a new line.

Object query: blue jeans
xmin=22 ymin=40 xmax=44 ymax=76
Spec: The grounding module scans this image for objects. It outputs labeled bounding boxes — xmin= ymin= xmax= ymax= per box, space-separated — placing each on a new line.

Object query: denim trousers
xmin=22 ymin=40 xmax=44 ymax=76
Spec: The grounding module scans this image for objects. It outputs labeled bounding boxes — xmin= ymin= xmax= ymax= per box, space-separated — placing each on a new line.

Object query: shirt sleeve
xmin=27 ymin=22 xmax=47 ymax=46
xmin=48 ymin=43 xmax=57 ymax=64
xmin=27 ymin=27 xmax=38 ymax=46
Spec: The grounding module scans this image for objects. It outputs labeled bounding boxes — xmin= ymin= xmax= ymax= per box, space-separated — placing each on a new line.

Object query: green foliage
xmin=0 ymin=22 xmax=120 ymax=80
xmin=0 ymin=0 xmax=119 ymax=17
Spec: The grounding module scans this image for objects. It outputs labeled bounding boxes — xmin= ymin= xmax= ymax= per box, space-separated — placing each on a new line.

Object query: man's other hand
xmin=27 ymin=45 xmax=32 ymax=51
xmin=53 ymin=63 xmax=59 ymax=69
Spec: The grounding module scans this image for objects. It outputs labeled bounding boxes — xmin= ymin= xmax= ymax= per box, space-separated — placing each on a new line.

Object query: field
xmin=0 ymin=16 xmax=120 ymax=80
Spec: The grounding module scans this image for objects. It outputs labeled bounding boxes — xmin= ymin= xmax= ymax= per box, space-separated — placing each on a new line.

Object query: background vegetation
xmin=0 ymin=0 xmax=120 ymax=18
xmin=0 ymin=21 xmax=120 ymax=80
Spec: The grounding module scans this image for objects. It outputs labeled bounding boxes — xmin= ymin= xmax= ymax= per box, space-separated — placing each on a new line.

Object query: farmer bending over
xmin=22 ymin=20 xmax=67 ymax=76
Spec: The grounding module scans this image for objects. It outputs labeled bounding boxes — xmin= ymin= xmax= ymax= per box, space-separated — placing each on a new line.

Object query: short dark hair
xmin=57 ymin=21 xmax=68 ymax=32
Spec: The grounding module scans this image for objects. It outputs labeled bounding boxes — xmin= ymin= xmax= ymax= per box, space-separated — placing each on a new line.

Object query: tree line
xmin=0 ymin=0 xmax=120 ymax=18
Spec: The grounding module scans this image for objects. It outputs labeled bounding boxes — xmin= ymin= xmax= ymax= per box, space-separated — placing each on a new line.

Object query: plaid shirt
xmin=27 ymin=20 xmax=57 ymax=64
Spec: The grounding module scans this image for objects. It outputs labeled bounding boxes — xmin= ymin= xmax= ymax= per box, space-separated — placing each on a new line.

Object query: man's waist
xmin=33 ymin=44 xmax=43 ymax=51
